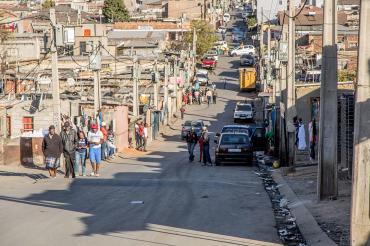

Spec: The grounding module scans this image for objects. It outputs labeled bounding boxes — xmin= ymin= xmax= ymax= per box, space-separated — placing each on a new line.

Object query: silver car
xmin=240 ymin=54 xmax=255 ymax=66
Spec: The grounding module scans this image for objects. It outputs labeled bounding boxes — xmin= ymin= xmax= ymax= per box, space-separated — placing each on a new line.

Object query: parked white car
xmin=205 ymin=50 xmax=219 ymax=61
xmin=230 ymin=45 xmax=256 ymax=56
xmin=234 ymin=102 xmax=254 ymax=122
xmin=223 ymin=13 xmax=231 ymax=23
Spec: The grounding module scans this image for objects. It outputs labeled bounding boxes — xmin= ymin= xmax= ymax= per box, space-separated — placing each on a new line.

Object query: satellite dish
xmin=67 ymin=77 xmax=76 ymax=86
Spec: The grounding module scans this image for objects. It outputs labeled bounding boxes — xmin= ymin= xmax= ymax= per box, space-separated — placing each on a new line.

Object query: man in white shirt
xmin=87 ymin=124 xmax=104 ymax=177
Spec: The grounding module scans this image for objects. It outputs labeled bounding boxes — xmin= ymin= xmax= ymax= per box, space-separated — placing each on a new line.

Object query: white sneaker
xmin=95 ymin=173 xmax=100 ymax=177
xmin=90 ymin=172 xmax=95 ymax=176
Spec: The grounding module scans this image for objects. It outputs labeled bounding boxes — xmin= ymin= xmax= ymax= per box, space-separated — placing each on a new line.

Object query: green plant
xmin=103 ymin=0 xmax=130 ymax=23
xmin=338 ymin=70 xmax=356 ymax=82
xmin=42 ymin=0 xmax=55 ymax=9
xmin=184 ymin=20 xmax=218 ymax=57
xmin=247 ymin=16 xmax=257 ymax=27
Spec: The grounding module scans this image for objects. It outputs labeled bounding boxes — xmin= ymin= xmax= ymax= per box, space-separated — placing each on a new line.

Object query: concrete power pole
xmin=317 ymin=0 xmax=338 ymax=200
xmin=259 ymin=7 xmax=264 ymax=90
xmin=92 ymin=44 xmax=102 ymax=117
xmin=192 ymin=28 xmax=197 ymax=73
xmin=132 ymin=56 xmax=139 ymax=117
xmin=164 ymin=58 xmax=169 ymax=124
xmin=350 ymin=0 xmax=370 ymax=243
xmin=50 ymin=9 xmax=61 ymax=133
xmin=267 ymin=26 xmax=271 ymax=90
xmin=286 ymin=0 xmax=297 ymax=167
xmin=153 ymin=60 xmax=158 ymax=109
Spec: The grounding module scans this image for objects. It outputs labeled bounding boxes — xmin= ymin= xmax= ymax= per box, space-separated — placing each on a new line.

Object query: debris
xmin=201 ymin=195 xmax=209 ymax=199
xmin=130 ymin=201 xmax=144 ymax=204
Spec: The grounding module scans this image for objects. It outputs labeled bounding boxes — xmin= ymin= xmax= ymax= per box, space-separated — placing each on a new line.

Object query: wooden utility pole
xmin=267 ymin=26 xmax=271 ymax=89
xmin=350 ymin=0 xmax=370 ymax=243
xmin=286 ymin=0 xmax=296 ymax=167
xmin=317 ymin=0 xmax=338 ymax=200
xmin=50 ymin=9 xmax=61 ymax=132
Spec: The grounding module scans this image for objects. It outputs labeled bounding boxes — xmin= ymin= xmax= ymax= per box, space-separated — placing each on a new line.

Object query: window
xmin=80 ymin=41 xmax=87 ymax=55
xmin=23 ymin=116 xmax=34 ymax=132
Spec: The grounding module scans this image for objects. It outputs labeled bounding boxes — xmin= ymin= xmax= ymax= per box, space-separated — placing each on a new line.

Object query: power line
xmin=284 ymin=0 xmax=309 ymax=19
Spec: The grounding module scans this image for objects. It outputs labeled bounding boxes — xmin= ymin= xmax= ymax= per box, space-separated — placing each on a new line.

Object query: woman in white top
xmin=143 ymin=123 xmax=148 ymax=152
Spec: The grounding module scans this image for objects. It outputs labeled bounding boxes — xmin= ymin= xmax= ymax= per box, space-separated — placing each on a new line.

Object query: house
xmin=139 ymin=0 xmax=163 ymax=18
xmin=162 ymin=0 xmax=203 ymax=20
xmin=256 ymin=0 xmax=302 ymax=24
xmin=337 ymin=0 xmax=360 ymax=11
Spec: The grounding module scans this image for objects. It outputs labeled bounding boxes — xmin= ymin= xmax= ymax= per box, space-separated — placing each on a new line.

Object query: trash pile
xmin=255 ymin=156 xmax=307 ymax=246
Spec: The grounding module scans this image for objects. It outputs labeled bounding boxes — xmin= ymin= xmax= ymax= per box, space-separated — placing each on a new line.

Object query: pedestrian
xmin=183 ymin=93 xmax=188 ymax=105
xmin=212 ymin=83 xmax=216 ymax=90
xmin=297 ymin=118 xmax=307 ymax=150
xmin=87 ymin=124 xmax=104 ymax=177
xmin=202 ymin=127 xmax=213 ymax=166
xmin=198 ymin=133 xmax=204 ymax=162
xmin=213 ymin=89 xmax=217 ymax=104
xmin=42 ymin=125 xmax=63 ymax=178
xmin=139 ymin=122 xmax=145 ymax=151
xmin=100 ymin=122 xmax=108 ymax=161
xmin=189 ymin=91 xmax=193 ymax=105
xmin=107 ymin=127 xmax=116 ymax=158
xmin=309 ymin=118 xmax=317 ymax=162
xmin=60 ymin=121 xmax=78 ymax=178
xmin=206 ymin=89 xmax=213 ymax=105
xmin=135 ymin=122 xmax=140 ymax=149
xmin=180 ymin=106 xmax=185 ymax=119
xmin=223 ymin=78 xmax=227 ymax=89
xmin=186 ymin=128 xmax=198 ymax=162
xmin=143 ymin=123 xmax=148 ymax=152
xmin=75 ymin=131 xmax=88 ymax=176
xmin=194 ymin=90 xmax=200 ymax=105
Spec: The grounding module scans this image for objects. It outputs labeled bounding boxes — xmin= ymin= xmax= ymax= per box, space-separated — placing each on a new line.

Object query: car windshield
xmin=220 ymin=134 xmax=249 ymax=145
xmin=184 ymin=121 xmax=192 ymax=127
xmin=197 ymin=74 xmax=207 ymax=79
xmin=204 ymin=56 xmax=215 ymax=60
xmin=192 ymin=122 xmax=203 ymax=128
xmin=236 ymin=104 xmax=252 ymax=111
xmin=241 ymin=55 xmax=253 ymax=59
xmin=222 ymin=127 xmax=251 ymax=135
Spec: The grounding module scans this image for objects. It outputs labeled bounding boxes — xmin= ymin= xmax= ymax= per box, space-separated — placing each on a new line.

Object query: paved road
xmin=0 ymin=13 xmax=282 ymax=246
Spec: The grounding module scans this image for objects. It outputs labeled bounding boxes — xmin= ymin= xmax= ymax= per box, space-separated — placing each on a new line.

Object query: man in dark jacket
xmin=60 ymin=121 xmax=78 ymax=178
xmin=186 ymin=128 xmax=198 ymax=161
xmin=42 ymin=125 xmax=63 ymax=177
xmin=202 ymin=126 xmax=213 ymax=166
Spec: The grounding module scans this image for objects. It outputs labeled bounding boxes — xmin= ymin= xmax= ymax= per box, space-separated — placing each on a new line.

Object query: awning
xmin=258 ymin=92 xmax=272 ymax=97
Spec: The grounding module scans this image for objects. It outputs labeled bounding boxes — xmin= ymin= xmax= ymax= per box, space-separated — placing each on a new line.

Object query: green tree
xmin=42 ymin=0 xmax=55 ymax=9
xmin=184 ymin=20 xmax=218 ymax=57
xmin=103 ymin=0 xmax=130 ymax=23
xmin=247 ymin=16 xmax=257 ymax=28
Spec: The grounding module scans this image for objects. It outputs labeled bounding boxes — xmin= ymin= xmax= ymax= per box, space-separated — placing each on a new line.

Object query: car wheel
xmin=246 ymin=157 xmax=253 ymax=166
xmin=234 ymin=119 xmax=237 ymax=123
xmin=232 ymin=53 xmax=237 ymax=57
xmin=215 ymin=159 xmax=221 ymax=166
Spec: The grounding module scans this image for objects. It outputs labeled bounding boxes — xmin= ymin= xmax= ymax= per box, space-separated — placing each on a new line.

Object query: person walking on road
xmin=202 ymin=127 xmax=213 ymax=166
xmin=75 ymin=131 xmax=88 ymax=176
xmin=180 ymin=106 xmax=185 ymax=119
xmin=87 ymin=124 xmax=104 ymax=177
xmin=42 ymin=125 xmax=63 ymax=178
xmin=186 ymin=128 xmax=198 ymax=162
xmin=213 ymin=89 xmax=217 ymax=104
xmin=206 ymin=89 xmax=213 ymax=105
xmin=100 ymin=122 xmax=108 ymax=161
xmin=223 ymin=78 xmax=227 ymax=89
xmin=198 ymin=134 xmax=204 ymax=162
xmin=143 ymin=123 xmax=148 ymax=152
xmin=135 ymin=122 xmax=140 ymax=149
xmin=60 ymin=121 xmax=78 ymax=178
xmin=139 ymin=122 xmax=145 ymax=151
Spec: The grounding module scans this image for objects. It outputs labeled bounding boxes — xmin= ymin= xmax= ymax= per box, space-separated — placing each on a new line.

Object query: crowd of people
xmin=134 ymin=122 xmax=149 ymax=152
xmin=182 ymin=84 xmax=218 ymax=106
xmin=185 ymin=126 xmax=213 ymax=166
xmin=41 ymin=121 xmax=117 ymax=178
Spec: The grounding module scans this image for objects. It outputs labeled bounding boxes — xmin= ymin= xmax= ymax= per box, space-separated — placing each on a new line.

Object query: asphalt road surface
xmin=0 ymin=12 xmax=282 ymax=246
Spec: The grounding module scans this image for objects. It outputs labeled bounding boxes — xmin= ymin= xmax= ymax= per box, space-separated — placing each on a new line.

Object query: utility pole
xmin=279 ymin=24 xmax=288 ymax=166
xmin=351 ymin=0 xmax=370 ymax=243
xmin=91 ymin=43 xmax=102 ymax=117
xmin=286 ymin=0 xmax=297 ymax=167
xmin=317 ymin=0 xmax=338 ymax=200
xmin=50 ymin=9 xmax=61 ymax=133
xmin=153 ymin=59 xmax=158 ymax=109
xmin=192 ymin=28 xmax=197 ymax=73
xmin=259 ymin=7 xmax=264 ymax=91
xmin=203 ymin=0 xmax=207 ymax=20
xmin=132 ymin=56 xmax=139 ymax=117
xmin=164 ymin=58 xmax=169 ymax=124
xmin=267 ymin=26 xmax=271 ymax=90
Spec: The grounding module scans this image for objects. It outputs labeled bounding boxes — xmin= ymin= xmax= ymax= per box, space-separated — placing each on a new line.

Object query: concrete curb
xmin=272 ymin=170 xmax=337 ymax=246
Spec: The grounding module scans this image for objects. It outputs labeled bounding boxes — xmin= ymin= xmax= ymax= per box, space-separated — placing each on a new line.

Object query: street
xmin=0 ymin=24 xmax=282 ymax=246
